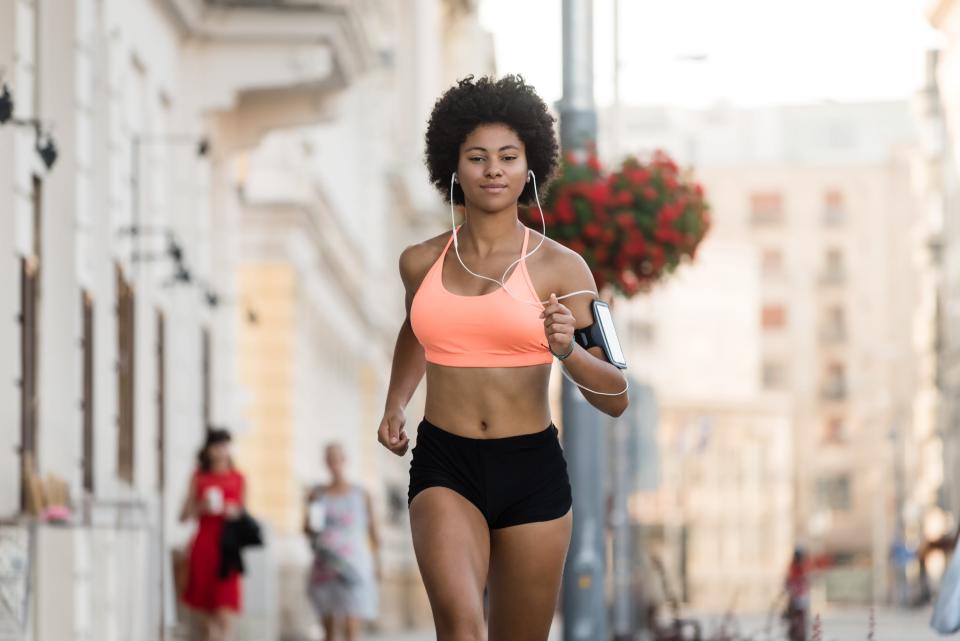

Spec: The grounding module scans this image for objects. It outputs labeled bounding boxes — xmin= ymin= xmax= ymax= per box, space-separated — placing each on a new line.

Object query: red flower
xmin=643 ymin=186 xmax=658 ymax=201
xmin=587 ymin=183 xmax=611 ymax=208
xmin=584 ymin=223 xmax=603 ymax=240
xmin=627 ymin=168 xmax=651 ymax=185
xmin=616 ymin=212 xmax=635 ymax=228
xmin=555 ymin=195 xmax=575 ymax=224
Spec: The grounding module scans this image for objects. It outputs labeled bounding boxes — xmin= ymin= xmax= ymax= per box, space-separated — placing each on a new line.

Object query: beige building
xmin=231 ymin=2 xmax=495 ymax=632
xmin=0 ymin=1 xmax=489 ymax=639
xmin=603 ymin=101 xmax=939 ymax=606
xmin=928 ymin=0 xmax=960 ymax=543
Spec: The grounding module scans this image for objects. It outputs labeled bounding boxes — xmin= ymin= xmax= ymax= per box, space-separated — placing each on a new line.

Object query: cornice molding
xmin=161 ymin=0 xmax=374 ymax=77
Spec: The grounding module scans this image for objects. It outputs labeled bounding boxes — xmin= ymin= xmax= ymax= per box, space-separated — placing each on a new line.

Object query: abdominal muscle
xmin=423 ymin=363 xmax=553 ymax=438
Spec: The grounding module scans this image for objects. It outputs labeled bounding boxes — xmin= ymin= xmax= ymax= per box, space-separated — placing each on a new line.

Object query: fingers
xmin=387 ymin=414 xmax=403 ymax=444
xmin=540 ymin=293 xmax=573 ymax=321
xmin=378 ymin=415 xmax=409 ymax=456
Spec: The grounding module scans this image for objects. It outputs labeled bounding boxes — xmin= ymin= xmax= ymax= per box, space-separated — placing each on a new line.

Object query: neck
xmin=330 ymin=476 xmax=347 ymax=488
xmin=459 ymin=205 xmax=521 ymax=255
xmin=211 ymin=462 xmax=229 ymax=473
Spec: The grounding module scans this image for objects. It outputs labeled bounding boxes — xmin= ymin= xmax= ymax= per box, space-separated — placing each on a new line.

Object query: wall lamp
xmin=0 ymin=82 xmax=58 ymax=171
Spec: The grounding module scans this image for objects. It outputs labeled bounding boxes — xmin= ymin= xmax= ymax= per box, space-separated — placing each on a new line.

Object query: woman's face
xmin=456 ymin=123 xmax=529 ymax=214
xmin=326 ymin=445 xmax=346 ymax=478
xmin=208 ymin=441 xmax=231 ymax=468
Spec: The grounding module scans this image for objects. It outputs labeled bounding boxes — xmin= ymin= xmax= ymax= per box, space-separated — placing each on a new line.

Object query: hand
xmin=224 ymin=503 xmax=242 ymax=520
xmin=540 ymin=293 xmax=575 ymax=356
xmin=377 ymin=407 xmax=409 ymax=456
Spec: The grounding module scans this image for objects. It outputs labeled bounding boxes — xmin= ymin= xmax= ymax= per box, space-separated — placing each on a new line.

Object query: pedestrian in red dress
xmin=180 ymin=429 xmax=246 ymax=641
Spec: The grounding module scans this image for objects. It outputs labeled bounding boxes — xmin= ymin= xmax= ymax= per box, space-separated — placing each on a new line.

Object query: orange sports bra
xmin=410 ymin=226 xmax=553 ymax=368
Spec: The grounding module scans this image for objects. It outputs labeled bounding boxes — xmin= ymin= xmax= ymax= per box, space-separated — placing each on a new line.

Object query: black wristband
xmin=552 ymin=342 xmax=575 ymax=361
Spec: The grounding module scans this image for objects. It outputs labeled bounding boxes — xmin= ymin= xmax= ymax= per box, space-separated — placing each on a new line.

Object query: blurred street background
xmin=1 ymin=0 xmax=960 ymax=640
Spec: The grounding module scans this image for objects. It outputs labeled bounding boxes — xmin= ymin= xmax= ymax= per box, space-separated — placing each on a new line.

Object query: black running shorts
xmin=407 ymin=418 xmax=573 ymax=529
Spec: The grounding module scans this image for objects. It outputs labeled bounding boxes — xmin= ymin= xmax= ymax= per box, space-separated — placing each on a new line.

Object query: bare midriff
xmin=423 ymin=362 xmax=552 ymax=438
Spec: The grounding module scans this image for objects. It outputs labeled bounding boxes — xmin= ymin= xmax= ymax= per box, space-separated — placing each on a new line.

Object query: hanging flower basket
xmin=521 ymin=149 xmax=711 ymax=298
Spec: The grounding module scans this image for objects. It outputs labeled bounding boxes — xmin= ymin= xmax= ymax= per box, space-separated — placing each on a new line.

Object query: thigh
xmin=487 ymin=511 xmax=572 ymax=641
xmin=410 ymin=487 xmax=490 ymax=639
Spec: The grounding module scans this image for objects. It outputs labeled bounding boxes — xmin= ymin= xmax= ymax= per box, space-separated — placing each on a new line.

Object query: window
xmin=20 ymin=176 xmax=42 ymax=512
xmin=823 ymin=190 xmax=847 ymax=225
xmin=822 ymin=362 xmax=847 ymax=400
xmin=762 ymin=360 xmax=786 ymax=389
xmin=82 ymin=292 xmax=94 ymax=493
xmin=20 ymin=257 xmax=39 ymax=511
xmin=821 ymin=306 xmax=846 ymax=342
xmin=761 ymin=304 xmax=787 ymax=330
xmin=117 ymin=265 xmax=136 ymax=483
xmin=815 ymin=475 xmax=851 ymax=511
xmin=750 ymin=192 xmax=784 ymax=226
xmin=821 ymin=248 xmax=845 ymax=284
xmin=761 ymin=248 xmax=784 ymax=277
xmin=823 ymin=417 xmax=846 ymax=444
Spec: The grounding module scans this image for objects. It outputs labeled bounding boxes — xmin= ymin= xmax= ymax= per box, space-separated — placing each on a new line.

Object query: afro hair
xmin=424 ymin=75 xmax=559 ymax=206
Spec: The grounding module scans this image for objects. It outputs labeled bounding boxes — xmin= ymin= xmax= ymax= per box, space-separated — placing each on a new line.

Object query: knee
xmin=436 ymin=613 xmax=485 ymax=641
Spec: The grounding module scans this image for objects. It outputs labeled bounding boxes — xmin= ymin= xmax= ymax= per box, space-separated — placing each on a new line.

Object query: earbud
xmin=527 ymin=170 xmax=533 ymax=184
xmin=452 ymin=172 xmax=459 ymax=184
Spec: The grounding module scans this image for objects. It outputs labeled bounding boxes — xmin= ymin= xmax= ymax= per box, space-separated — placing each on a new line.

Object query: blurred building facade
xmin=928 ymin=0 xmax=960 ymax=548
xmin=603 ymin=102 xmax=940 ymax=607
xmin=231 ymin=0 xmax=494 ymax=635
xmin=0 ymin=1 xmax=491 ymax=640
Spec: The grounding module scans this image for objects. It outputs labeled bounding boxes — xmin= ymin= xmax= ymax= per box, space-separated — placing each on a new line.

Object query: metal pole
xmin=610 ymin=410 xmax=632 ymax=640
xmin=559 ymin=1 xmax=606 ymax=640
xmin=559 ymin=0 xmax=598 ymax=155
xmin=611 ymin=0 xmax=622 ymax=163
xmin=562 ymin=377 xmax=608 ymax=641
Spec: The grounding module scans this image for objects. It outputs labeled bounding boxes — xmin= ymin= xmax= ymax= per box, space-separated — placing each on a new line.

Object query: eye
xmin=502 ymin=155 xmax=518 ymax=161
xmin=468 ymin=156 xmax=485 ymax=162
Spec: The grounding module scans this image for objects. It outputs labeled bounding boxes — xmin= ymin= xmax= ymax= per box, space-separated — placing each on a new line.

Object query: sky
xmin=478 ymin=0 xmax=944 ymax=109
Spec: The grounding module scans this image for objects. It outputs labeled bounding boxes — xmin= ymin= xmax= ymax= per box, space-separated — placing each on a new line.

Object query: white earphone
xmin=447 ymin=168 xmax=629 ymax=397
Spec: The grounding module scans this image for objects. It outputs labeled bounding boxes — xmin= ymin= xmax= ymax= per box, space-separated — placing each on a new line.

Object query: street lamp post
xmin=558 ymin=2 xmax=607 ymax=640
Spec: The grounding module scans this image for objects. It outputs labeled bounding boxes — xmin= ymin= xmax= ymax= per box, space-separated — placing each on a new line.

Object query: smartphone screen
xmin=594 ymin=301 xmax=627 ymax=368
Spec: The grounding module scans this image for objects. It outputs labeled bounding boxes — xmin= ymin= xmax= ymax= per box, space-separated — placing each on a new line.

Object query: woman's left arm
xmin=365 ymin=491 xmax=382 ymax=580
xmin=225 ymin=473 xmax=245 ymax=520
xmin=541 ymin=251 xmax=629 ymax=417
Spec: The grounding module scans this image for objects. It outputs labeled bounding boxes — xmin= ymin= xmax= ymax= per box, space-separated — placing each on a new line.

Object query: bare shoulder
xmin=526 ymin=229 xmax=596 ymax=294
xmin=398 ymin=230 xmax=450 ymax=292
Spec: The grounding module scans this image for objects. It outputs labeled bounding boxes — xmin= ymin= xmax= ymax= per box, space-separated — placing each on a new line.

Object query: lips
xmin=481 ymin=183 xmax=508 ymax=193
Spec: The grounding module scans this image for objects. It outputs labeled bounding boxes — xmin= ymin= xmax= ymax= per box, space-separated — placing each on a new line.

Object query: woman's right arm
xmin=179 ymin=475 xmax=198 ymax=523
xmin=303 ymin=486 xmax=319 ymax=536
xmin=377 ymin=245 xmax=431 ymax=456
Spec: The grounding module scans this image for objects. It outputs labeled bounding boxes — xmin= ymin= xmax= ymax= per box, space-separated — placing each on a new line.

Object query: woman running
xmin=377 ymin=75 xmax=629 ymax=641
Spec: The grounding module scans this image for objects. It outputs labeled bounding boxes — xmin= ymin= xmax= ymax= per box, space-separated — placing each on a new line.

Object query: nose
xmin=485 ymin=163 xmax=504 ymax=178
